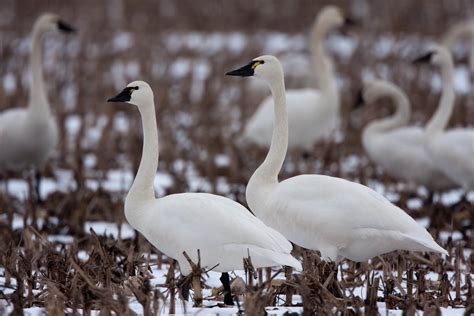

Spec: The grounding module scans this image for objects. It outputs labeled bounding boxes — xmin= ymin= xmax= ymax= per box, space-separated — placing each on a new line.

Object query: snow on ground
xmin=0 ymin=29 xmax=472 ymax=315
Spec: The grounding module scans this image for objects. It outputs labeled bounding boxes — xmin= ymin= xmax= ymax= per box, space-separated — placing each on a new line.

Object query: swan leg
xmin=34 ymin=170 xmax=42 ymax=203
xmin=219 ymin=272 xmax=234 ymax=305
xmin=0 ymin=172 xmax=8 ymax=194
xmin=302 ymin=151 xmax=311 ymax=160
xmin=422 ymin=190 xmax=435 ymax=207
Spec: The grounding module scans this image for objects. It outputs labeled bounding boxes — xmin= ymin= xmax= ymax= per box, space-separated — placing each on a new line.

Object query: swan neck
xmin=426 ymin=62 xmax=455 ymax=135
xmin=310 ymin=23 xmax=337 ymax=97
xmin=364 ymin=86 xmax=411 ymax=138
xmin=126 ymin=102 xmax=158 ymax=206
xmin=251 ymin=77 xmax=287 ymax=185
xmin=28 ymin=24 xmax=50 ymax=116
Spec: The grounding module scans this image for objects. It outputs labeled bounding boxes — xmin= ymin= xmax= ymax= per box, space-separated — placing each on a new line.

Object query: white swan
xmin=414 ymin=46 xmax=474 ymax=191
xmin=227 ymin=56 xmax=447 ymax=262
xmin=441 ymin=20 xmax=474 ymax=73
xmin=107 ymin=81 xmax=301 ymax=305
xmin=0 ymin=13 xmax=75 ymax=199
xmin=355 ymin=79 xmax=456 ymax=192
xmin=240 ymin=6 xmax=352 ymax=150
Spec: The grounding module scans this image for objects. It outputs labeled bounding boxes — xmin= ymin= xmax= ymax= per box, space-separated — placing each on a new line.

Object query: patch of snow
xmin=214 ymin=154 xmax=230 ymax=167
xmin=3 ymin=73 xmax=16 ymax=94
xmin=84 ymin=221 xmax=135 ymax=240
xmin=112 ymin=32 xmax=133 ymax=52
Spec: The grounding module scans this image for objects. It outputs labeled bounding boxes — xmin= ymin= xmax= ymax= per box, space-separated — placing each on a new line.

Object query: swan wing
xmin=138 ymin=193 xmax=300 ymax=272
xmin=267 ymin=175 xmax=444 ymax=259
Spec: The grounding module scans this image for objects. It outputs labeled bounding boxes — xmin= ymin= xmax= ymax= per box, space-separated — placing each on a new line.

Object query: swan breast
xmin=0 ymin=109 xmax=58 ymax=169
xmin=127 ymin=192 xmax=299 ymax=274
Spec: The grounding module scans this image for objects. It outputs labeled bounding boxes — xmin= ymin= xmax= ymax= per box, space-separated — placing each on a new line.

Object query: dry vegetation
xmin=0 ymin=0 xmax=473 ymax=314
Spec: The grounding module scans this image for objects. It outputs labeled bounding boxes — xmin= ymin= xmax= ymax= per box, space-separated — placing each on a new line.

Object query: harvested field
xmin=0 ymin=0 xmax=472 ymax=314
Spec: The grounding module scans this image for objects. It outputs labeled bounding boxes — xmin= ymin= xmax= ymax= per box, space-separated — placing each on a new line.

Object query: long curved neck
xmin=425 ymin=61 xmax=455 ymax=135
xmin=310 ymin=23 xmax=337 ymax=97
xmin=126 ymin=103 xmax=158 ymax=206
xmin=251 ymin=76 xmax=287 ymax=185
xmin=28 ymin=23 xmax=50 ymax=116
xmin=364 ymin=87 xmax=411 ymax=138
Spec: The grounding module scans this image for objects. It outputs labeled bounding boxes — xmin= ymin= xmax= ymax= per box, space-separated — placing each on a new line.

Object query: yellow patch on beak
xmin=251 ymin=61 xmax=263 ymax=70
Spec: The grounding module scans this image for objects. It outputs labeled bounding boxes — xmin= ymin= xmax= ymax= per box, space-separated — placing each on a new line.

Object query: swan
xmin=355 ymin=79 xmax=457 ymax=192
xmin=0 ymin=13 xmax=75 ymax=200
xmin=107 ymin=81 xmax=301 ymax=305
xmin=414 ymin=46 xmax=474 ymax=192
xmin=441 ymin=20 xmax=474 ymax=73
xmin=240 ymin=6 xmax=353 ymax=151
xmin=227 ymin=56 xmax=448 ymax=262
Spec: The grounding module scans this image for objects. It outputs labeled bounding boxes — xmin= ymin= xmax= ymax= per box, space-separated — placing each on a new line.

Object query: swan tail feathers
xmin=404 ymin=233 xmax=448 ymax=255
xmin=250 ymin=247 xmax=302 ymax=271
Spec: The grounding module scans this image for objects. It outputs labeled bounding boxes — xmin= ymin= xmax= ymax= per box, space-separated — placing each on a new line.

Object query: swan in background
xmin=414 ymin=46 xmax=474 ymax=192
xmin=441 ymin=20 xmax=474 ymax=73
xmin=240 ymin=6 xmax=354 ymax=151
xmin=0 ymin=13 xmax=75 ymax=200
xmin=107 ymin=81 xmax=301 ymax=306
xmin=227 ymin=56 xmax=447 ymax=262
xmin=355 ymin=79 xmax=456 ymax=192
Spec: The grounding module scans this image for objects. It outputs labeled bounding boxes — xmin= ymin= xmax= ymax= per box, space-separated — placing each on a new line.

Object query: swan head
xmin=355 ymin=80 xmax=396 ymax=108
xmin=226 ymin=55 xmax=283 ymax=86
xmin=35 ymin=13 xmax=76 ymax=34
xmin=413 ymin=45 xmax=453 ymax=67
xmin=107 ymin=81 xmax=154 ymax=107
xmin=315 ymin=5 xmax=355 ymax=33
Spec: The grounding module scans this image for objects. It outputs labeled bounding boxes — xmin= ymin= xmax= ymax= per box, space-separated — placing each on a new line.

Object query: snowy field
xmin=0 ymin=0 xmax=473 ymax=315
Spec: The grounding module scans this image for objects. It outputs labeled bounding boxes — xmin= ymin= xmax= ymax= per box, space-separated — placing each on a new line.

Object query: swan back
xmin=427 ymin=128 xmax=474 ymax=191
xmin=266 ymin=175 xmax=447 ymax=261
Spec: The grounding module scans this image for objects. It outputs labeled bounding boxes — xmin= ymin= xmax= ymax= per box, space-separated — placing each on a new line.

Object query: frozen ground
xmin=1 ymin=4 xmax=473 ymax=313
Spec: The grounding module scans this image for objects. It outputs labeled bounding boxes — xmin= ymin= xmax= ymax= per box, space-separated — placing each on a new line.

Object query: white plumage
xmin=241 ymin=6 xmax=349 ymax=150
xmin=0 ymin=14 xmax=75 ymax=195
xmin=107 ymin=81 xmax=301 ymax=277
xmin=227 ymin=55 xmax=447 ymax=262
xmin=441 ymin=20 xmax=474 ymax=73
xmin=357 ymin=80 xmax=456 ymax=191
xmin=427 ymin=129 xmax=474 ymax=191
xmin=266 ymin=175 xmax=447 ymax=261
xmin=134 ymin=192 xmax=300 ymax=275
xmin=243 ymin=89 xmax=336 ymax=149
xmin=415 ymin=46 xmax=474 ymax=191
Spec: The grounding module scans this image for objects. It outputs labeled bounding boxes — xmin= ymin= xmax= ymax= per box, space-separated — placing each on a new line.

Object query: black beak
xmin=107 ymin=87 xmax=132 ymax=103
xmin=353 ymin=89 xmax=365 ymax=109
xmin=413 ymin=52 xmax=433 ymax=64
xmin=57 ymin=20 xmax=76 ymax=33
xmin=226 ymin=62 xmax=255 ymax=77
xmin=344 ymin=17 xmax=358 ymax=27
